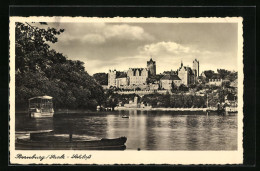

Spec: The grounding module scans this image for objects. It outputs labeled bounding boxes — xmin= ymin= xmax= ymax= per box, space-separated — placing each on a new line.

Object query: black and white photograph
xmin=9 ymin=17 xmax=243 ymax=164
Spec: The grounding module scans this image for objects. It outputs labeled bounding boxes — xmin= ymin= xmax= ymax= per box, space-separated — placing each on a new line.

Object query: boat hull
xmin=29 ymin=112 xmax=54 ymax=118
xmin=16 ymin=137 xmax=127 ymax=150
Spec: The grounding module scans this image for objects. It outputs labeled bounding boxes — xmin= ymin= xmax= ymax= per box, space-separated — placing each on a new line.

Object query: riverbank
xmin=115 ymin=106 xmax=208 ymax=111
xmin=16 ymin=107 xmax=236 ymax=114
xmin=15 ymin=109 xmax=94 ymax=114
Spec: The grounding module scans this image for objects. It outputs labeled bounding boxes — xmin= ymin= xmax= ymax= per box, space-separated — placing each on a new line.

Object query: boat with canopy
xmin=28 ymin=95 xmax=54 ymax=118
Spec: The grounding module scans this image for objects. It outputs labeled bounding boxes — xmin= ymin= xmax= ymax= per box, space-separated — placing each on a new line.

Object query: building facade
xmin=208 ymin=79 xmax=223 ymax=86
xmin=115 ymin=77 xmax=129 ymax=87
xmin=127 ymin=68 xmax=148 ymax=86
xmin=177 ymin=62 xmax=195 ymax=86
xmin=160 ymin=74 xmax=182 ymax=90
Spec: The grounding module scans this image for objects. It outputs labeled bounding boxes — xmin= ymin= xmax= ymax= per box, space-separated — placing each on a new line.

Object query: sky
xmin=32 ymin=22 xmax=238 ymax=75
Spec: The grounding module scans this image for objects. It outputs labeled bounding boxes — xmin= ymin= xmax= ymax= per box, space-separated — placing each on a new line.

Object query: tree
xmin=171 ymin=82 xmax=177 ymax=93
xmin=93 ymin=73 xmax=108 ymax=85
xmin=135 ymin=87 xmax=141 ymax=91
xmin=196 ymin=84 xmax=203 ymax=92
xmin=179 ymin=84 xmax=189 ymax=92
xmin=15 ymin=22 xmax=65 ymax=73
xmin=189 ymin=84 xmax=196 ymax=89
xmin=146 ymin=74 xmax=163 ymax=84
xmin=15 ymin=22 xmax=105 ymax=110
xmin=226 ymin=71 xmax=237 ymax=82
xmin=203 ymin=70 xmax=215 ymax=79
xmin=217 ymin=69 xmax=231 ymax=79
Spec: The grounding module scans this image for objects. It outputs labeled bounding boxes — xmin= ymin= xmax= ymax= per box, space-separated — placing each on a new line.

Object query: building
xmin=108 ymin=69 xmax=117 ymax=87
xmin=148 ymin=83 xmax=159 ymax=90
xmin=108 ymin=70 xmax=129 ymax=88
xmin=115 ymin=74 xmax=129 ymax=88
xmin=177 ymin=61 xmax=195 ymax=86
xmin=192 ymin=59 xmax=200 ymax=77
xmin=147 ymin=58 xmax=156 ymax=76
xmin=160 ymin=74 xmax=181 ymax=90
xmin=208 ymin=79 xmax=223 ymax=86
xmin=163 ymin=70 xmax=178 ymax=75
xmin=127 ymin=68 xmax=148 ymax=86
xmin=124 ymin=96 xmax=139 ymax=108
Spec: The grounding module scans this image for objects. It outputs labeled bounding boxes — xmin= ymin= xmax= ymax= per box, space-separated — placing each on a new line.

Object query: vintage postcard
xmin=9 ymin=17 xmax=243 ymax=165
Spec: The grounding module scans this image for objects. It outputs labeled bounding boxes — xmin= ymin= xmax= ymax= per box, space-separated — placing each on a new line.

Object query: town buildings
xmin=107 ymin=58 xmax=200 ymax=90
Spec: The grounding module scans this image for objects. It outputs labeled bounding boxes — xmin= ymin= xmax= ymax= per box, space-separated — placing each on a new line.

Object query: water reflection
xmin=15 ymin=111 xmax=237 ymax=150
xmin=16 ymin=117 xmax=54 ymax=132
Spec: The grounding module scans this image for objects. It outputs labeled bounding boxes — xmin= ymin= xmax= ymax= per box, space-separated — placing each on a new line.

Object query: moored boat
xmin=122 ymin=115 xmax=129 ymax=118
xmin=28 ymin=96 xmax=54 ymax=118
xmin=225 ymin=106 xmax=238 ymax=114
xmin=16 ymin=131 xmax=127 ymax=150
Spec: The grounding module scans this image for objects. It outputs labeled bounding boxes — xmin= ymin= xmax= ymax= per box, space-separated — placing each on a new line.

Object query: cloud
xmin=140 ymin=41 xmax=194 ymax=56
xmin=84 ymin=40 xmax=227 ymax=74
xmin=81 ymin=34 xmax=106 ymax=44
xmin=54 ymin=23 xmax=154 ymax=45
xmin=103 ymin=24 xmax=154 ymax=41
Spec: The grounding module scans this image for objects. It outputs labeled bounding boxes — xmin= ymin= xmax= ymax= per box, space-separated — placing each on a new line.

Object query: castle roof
xmin=163 ymin=70 xmax=177 ymax=75
xmin=160 ymin=74 xmax=181 ymax=80
xmin=193 ymin=59 xmax=199 ymax=63
xmin=147 ymin=58 xmax=155 ymax=64
xmin=211 ymin=73 xmax=221 ymax=79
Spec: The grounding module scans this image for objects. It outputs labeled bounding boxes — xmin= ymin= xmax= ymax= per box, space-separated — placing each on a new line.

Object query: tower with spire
xmin=147 ymin=57 xmax=156 ymax=76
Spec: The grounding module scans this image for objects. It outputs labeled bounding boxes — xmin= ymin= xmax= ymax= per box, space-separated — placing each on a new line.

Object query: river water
xmin=15 ymin=110 xmax=237 ymax=150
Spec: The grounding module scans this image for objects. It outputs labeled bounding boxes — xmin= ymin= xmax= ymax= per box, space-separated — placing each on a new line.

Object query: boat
xmin=28 ymin=95 xmax=54 ymax=118
xmin=122 ymin=115 xmax=129 ymax=118
xmin=15 ymin=131 xmax=127 ymax=150
xmin=225 ymin=106 xmax=238 ymax=114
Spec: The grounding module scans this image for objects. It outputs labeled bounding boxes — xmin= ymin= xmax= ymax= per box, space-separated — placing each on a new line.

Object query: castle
xmin=108 ymin=58 xmax=156 ymax=88
xmin=107 ymin=58 xmax=200 ymax=90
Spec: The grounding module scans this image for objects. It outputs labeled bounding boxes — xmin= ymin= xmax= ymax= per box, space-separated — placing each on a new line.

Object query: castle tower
xmin=108 ymin=69 xmax=117 ymax=87
xmin=192 ymin=59 xmax=199 ymax=77
xmin=147 ymin=58 xmax=156 ymax=76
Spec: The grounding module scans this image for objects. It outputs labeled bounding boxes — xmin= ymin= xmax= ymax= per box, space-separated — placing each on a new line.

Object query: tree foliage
xmin=15 ymin=22 xmax=105 ymax=110
xmin=146 ymin=74 xmax=163 ymax=84
xmin=93 ymin=73 xmax=108 ymax=85
xmin=178 ymin=84 xmax=189 ymax=92
xmin=140 ymin=93 xmax=206 ymax=108
xmin=202 ymin=70 xmax=215 ymax=79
